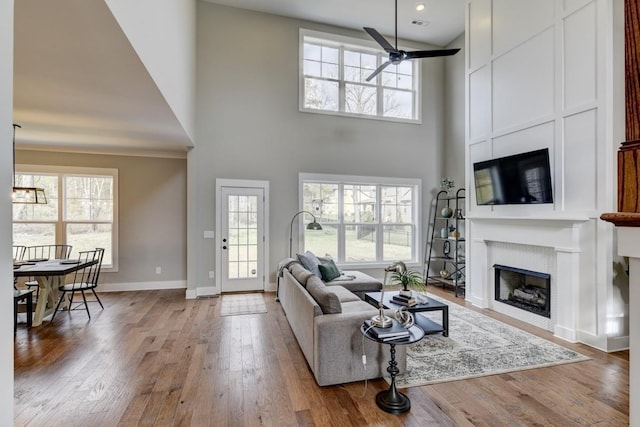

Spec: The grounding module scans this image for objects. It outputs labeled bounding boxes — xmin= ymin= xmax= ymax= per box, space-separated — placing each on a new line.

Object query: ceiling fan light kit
xmin=363 ymin=0 xmax=460 ymax=82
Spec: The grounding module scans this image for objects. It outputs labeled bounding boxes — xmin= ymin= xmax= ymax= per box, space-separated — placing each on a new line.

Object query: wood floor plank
xmin=14 ymin=287 xmax=630 ymax=426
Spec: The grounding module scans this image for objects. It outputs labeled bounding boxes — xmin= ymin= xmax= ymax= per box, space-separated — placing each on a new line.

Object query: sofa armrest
xmin=312 ymin=309 xmax=407 ymax=386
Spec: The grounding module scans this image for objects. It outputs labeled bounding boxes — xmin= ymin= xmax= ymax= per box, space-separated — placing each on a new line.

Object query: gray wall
xmin=444 ymin=33 xmax=466 ymax=189
xmin=16 ymin=150 xmax=187 ymax=287
xmin=190 ymin=3 xmax=452 ymax=293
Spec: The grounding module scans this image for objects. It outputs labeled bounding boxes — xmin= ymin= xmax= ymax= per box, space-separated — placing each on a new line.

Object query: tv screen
xmin=473 ymin=149 xmax=553 ymax=205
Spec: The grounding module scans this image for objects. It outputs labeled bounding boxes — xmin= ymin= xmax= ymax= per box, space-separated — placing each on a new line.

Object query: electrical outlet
xmin=209 ymin=271 xmax=215 ymax=279
xmin=156 ymin=267 xmax=161 ymax=275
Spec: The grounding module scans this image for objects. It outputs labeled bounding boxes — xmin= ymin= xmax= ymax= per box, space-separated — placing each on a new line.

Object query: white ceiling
xmin=13 ymin=0 xmax=464 ymax=157
xmin=202 ymin=0 xmax=466 ymax=47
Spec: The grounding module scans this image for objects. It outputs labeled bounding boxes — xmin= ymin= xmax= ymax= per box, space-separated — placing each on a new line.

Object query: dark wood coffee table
xmin=364 ymin=291 xmax=449 ymax=337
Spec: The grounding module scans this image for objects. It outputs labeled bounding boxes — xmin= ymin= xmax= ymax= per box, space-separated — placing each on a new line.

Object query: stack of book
xmin=391 ymin=294 xmax=417 ymax=307
xmin=363 ymin=319 xmax=410 ymax=342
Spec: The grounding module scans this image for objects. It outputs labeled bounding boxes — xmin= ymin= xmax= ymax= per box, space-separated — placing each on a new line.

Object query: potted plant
xmin=390 ymin=269 xmax=426 ymax=298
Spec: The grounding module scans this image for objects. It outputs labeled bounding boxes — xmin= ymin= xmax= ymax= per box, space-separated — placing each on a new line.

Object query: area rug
xmin=220 ymin=293 xmax=267 ymax=316
xmin=389 ymin=296 xmax=589 ymax=387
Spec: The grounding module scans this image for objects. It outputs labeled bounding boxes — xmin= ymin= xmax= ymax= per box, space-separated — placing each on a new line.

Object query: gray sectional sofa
xmin=277 ymin=256 xmax=407 ymax=386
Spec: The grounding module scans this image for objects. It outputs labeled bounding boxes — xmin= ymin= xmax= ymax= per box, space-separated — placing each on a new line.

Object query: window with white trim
xmin=299 ymin=173 xmax=421 ymax=266
xmin=300 ymin=29 xmax=421 ymax=123
xmin=12 ymin=165 xmax=118 ymax=271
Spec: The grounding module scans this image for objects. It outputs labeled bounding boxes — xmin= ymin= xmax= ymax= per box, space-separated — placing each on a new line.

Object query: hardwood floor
xmin=14 ymin=287 xmax=629 ymax=426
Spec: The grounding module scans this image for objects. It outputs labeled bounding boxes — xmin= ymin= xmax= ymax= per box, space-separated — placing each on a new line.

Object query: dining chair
xmin=51 ymin=248 xmax=105 ymax=321
xmin=24 ymin=244 xmax=73 ymax=298
xmin=13 ymin=245 xmax=26 ymax=261
xmin=12 ymin=246 xmax=27 ymax=290
xmin=25 ymin=244 xmax=72 ymax=261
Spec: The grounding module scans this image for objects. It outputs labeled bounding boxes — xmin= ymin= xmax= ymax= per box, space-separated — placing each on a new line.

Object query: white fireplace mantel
xmin=467 ymin=215 xmax=596 ymax=344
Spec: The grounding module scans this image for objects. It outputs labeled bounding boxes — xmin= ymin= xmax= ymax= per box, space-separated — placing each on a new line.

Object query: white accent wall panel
xmin=492 ymin=122 xmax=555 ymax=158
xmin=492 ymin=29 xmax=555 ymax=132
xmin=492 ymin=0 xmax=554 ymax=55
xmin=466 ymin=0 xmax=624 ymax=351
xmin=468 ymin=0 xmax=492 ymax=71
xmin=564 ymin=2 xmax=597 ymax=108
xmin=469 ymin=66 xmax=491 ymax=140
xmin=564 ymin=0 xmax=593 ymax=14
xmin=564 ymin=109 xmax=598 ymax=211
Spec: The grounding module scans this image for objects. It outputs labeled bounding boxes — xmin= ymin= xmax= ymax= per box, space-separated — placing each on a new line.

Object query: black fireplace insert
xmin=493 ymin=264 xmax=551 ymax=318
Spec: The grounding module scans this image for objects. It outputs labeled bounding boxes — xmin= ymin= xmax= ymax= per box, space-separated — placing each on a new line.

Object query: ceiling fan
xmin=363 ymin=0 xmax=460 ymax=82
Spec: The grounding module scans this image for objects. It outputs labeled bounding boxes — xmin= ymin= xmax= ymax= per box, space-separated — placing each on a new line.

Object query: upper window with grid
xmin=300 ymin=29 xmax=421 ymax=123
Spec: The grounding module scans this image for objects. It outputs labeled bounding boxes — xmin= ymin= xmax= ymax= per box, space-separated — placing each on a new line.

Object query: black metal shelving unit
xmin=424 ymin=188 xmax=465 ymax=297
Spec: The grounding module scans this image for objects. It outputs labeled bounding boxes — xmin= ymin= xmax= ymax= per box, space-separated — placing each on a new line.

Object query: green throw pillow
xmin=319 ymin=259 xmax=341 ymax=282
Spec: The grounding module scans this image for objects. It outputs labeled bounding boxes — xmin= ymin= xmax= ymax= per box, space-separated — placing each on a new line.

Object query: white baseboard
xmin=185 ymin=286 xmax=218 ymax=299
xmin=554 ymin=324 xmax=578 ymax=343
xmin=606 ymin=336 xmax=630 ymax=352
xmin=99 ymin=280 xmax=187 ymax=292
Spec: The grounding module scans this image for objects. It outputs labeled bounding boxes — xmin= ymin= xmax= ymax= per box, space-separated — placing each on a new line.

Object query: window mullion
xmin=375 ymin=185 xmax=383 ymax=262
xmin=337 ymin=183 xmax=345 ymax=263
xmin=377 ymin=53 xmax=384 ymax=117
xmin=338 ymin=46 xmax=345 ymax=112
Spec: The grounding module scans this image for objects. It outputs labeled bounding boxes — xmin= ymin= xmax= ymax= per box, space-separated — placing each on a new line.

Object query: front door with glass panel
xmin=220 ymin=187 xmax=265 ymax=293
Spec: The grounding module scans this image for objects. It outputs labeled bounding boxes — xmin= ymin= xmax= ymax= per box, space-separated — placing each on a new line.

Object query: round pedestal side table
xmin=360 ymin=322 xmax=425 ymax=414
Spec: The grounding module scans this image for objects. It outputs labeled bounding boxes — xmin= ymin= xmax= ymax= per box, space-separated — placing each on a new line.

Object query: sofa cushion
xmin=318 ymin=259 xmax=341 ymax=282
xmin=340 ymin=299 xmax=378 ymax=314
xmin=326 ymin=285 xmax=361 ymax=303
xmin=306 ymin=276 xmax=341 ymax=314
xmin=288 ymin=263 xmax=315 ymax=286
xmin=325 ymin=270 xmax=383 ymax=294
xmin=297 ymin=251 xmax=322 ymax=278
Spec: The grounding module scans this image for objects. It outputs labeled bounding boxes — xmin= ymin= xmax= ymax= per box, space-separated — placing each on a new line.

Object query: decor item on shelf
xmin=455 ymin=208 xmax=464 ymax=220
xmin=362 ymin=0 xmax=460 ymax=82
xmin=442 ymin=240 xmax=451 ymax=258
xmin=441 ymin=206 xmax=454 ymax=218
xmin=288 ymin=210 xmax=323 ymax=258
xmin=440 ymin=227 xmax=448 ymax=238
xmin=441 ymin=177 xmax=455 ymax=196
xmin=440 ymin=270 xmax=450 ymax=279
xmin=12 ymin=124 xmax=47 ymax=204
xmin=450 ymin=228 xmax=460 ymax=239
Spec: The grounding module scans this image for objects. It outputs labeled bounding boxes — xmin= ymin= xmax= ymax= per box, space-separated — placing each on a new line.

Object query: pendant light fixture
xmin=12 ymin=123 xmax=47 ymax=204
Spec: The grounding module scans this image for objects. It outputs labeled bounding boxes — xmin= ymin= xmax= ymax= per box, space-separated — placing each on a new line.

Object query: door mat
xmin=388 ymin=295 xmax=589 ymax=387
xmin=220 ymin=293 xmax=267 ymax=316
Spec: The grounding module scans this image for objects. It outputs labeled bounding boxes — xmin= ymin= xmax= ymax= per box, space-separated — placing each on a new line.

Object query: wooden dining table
xmin=13 ymin=258 xmax=98 ymax=326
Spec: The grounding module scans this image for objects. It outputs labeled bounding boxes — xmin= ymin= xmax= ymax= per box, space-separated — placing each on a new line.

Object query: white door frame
xmin=215 ymin=179 xmax=269 ymax=294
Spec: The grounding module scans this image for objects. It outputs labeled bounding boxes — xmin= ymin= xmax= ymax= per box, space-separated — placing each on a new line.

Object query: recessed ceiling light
xmin=416 ymin=3 xmax=425 ymax=11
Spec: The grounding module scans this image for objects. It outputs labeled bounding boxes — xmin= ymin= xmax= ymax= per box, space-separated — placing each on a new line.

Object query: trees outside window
xmin=13 ymin=166 xmax=118 ymax=270
xmin=300 ymin=173 xmax=420 ymax=266
xmin=300 ymin=29 xmax=420 ymax=123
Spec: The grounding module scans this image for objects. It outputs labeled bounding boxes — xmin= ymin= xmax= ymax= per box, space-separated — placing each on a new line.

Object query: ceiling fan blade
xmin=363 ymin=27 xmax=397 ymax=53
xmin=365 ymin=60 xmax=392 ymax=82
xmin=404 ymin=48 xmax=461 ymax=60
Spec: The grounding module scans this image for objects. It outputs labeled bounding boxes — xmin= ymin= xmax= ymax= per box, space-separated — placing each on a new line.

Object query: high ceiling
xmin=203 ymin=0 xmax=465 ymax=47
xmin=13 ymin=0 xmax=193 ymax=157
xmin=13 ymin=0 xmax=464 ymax=157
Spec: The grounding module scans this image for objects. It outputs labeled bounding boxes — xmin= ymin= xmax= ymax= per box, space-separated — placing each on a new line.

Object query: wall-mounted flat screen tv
xmin=473 ymin=148 xmax=553 ymax=205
